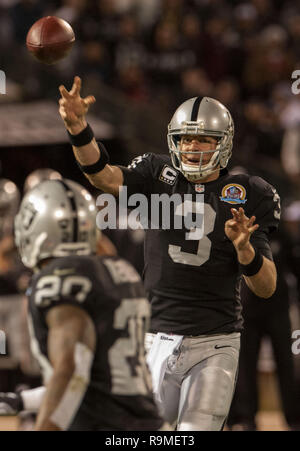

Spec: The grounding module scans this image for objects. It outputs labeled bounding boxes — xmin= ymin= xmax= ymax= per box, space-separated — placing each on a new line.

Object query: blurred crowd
xmin=1 ymin=0 xmax=300 ymax=195
xmin=1 ymin=0 xmax=300 ymax=430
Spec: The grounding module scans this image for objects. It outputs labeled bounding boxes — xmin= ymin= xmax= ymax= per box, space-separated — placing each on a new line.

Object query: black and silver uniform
xmin=27 ymin=254 xmax=163 ymax=431
xmin=120 ymin=153 xmax=280 ymax=336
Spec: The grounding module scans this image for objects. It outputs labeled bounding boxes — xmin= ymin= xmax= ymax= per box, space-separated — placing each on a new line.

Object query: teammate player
xmin=58 ymin=77 xmax=280 ymax=431
xmin=7 ymin=178 xmax=164 ymax=431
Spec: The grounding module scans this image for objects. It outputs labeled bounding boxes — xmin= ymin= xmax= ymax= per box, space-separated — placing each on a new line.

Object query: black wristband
xmin=76 ymin=142 xmax=110 ymax=174
xmin=67 ymin=123 xmax=94 ymax=147
xmin=240 ymin=248 xmax=264 ymax=276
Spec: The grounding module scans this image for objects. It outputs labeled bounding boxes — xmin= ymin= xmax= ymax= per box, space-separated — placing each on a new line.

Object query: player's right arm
xmin=58 ymin=76 xmax=123 ymax=196
xmin=35 ymin=304 xmax=96 ymax=431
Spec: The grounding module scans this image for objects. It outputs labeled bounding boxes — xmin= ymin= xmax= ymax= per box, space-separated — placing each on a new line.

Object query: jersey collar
xmin=188 ymin=168 xmax=229 ymax=187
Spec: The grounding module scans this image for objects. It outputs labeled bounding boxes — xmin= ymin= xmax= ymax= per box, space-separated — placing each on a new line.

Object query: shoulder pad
xmin=127 ymin=153 xmax=153 ymax=169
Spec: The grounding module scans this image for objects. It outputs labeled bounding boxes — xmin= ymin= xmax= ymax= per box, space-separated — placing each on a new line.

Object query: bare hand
xmin=58 ymin=76 xmax=96 ymax=132
xmin=225 ymin=207 xmax=259 ymax=250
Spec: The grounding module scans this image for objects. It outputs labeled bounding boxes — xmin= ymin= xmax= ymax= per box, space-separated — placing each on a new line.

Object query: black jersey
xmin=27 ymin=254 xmax=163 ymax=431
xmin=120 ymin=153 xmax=280 ymax=336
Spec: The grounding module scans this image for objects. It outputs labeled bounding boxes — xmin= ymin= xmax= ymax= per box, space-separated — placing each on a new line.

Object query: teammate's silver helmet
xmin=0 ymin=179 xmax=20 ymax=238
xmin=167 ymin=97 xmax=234 ymax=181
xmin=15 ymin=179 xmax=98 ymax=269
xmin=23 ymin=168 xmax=62 ymax=193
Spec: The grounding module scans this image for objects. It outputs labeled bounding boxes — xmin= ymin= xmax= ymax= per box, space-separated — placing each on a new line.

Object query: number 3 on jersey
xmin=168 ymin=200 xmax=216 ymax=266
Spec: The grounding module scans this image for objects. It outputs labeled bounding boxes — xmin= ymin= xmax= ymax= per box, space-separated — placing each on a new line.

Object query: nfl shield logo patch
xmin=194 ymin=184 xmax=205 ymax=193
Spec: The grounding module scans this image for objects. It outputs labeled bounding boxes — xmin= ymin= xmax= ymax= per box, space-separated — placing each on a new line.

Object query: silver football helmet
xmin=23 ymin=168 xmax=62 ymax=193
xmin=0 ymin=179 xmax=20 ymax=238
xmin=15 ymin=179 xmax=98 ymax=269
xmin=167 ymin=96 xmax=234 ymax=181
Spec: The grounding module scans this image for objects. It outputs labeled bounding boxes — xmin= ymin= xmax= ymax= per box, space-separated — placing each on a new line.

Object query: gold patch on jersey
xmin=220 ymin=184 xmax=247 ymax=204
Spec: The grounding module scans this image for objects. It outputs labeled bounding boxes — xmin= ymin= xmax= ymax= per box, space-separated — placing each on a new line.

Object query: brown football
xmin=26 ymin=16 xmax=75 ymax=65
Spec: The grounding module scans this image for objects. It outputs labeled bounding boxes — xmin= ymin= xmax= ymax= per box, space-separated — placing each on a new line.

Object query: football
xmin=26 ymin=16 xmax=75 ymax=65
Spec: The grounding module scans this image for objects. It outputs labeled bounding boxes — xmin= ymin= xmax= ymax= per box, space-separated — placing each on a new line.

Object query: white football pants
xmin=145 ymin=332 xmax=240 ymax=431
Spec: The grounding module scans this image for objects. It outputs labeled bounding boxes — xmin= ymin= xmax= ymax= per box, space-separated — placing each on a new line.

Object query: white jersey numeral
xmin=108 ymin=298 xmax=152 ymax=395
xmin=103 ymin=259 xmax=140 ymax=284
xmin=128 ymin=153 xmax=148 ymax=169
xmin=272 ymin=187 xmax=281 ymax=220
xmin=35 ymin=275 xmax=92 ymax=307
xmin=168 ymin=201 xmax=216 ymax=266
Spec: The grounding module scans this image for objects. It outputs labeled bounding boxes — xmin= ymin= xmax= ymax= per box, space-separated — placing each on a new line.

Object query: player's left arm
xmin=35 ymin=304 xmax=96 ymax=431
xmin=225 ymin=207 xmax=277 ymax=299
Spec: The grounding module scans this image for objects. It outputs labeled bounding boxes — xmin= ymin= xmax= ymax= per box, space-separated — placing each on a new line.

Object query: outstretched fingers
xmin=59 ymin=84 xmax=72 ymax=99
xmin=229 ymin=208 xmax=259 ymax=232
xmin=230 ymin=208 xmax=240 ymax=221
xmin=70 ymin=76 xmax=82 ymax=96
xmin=248 ymin=223 xmax=259 ymax=234
xmin=83 ymin=95 xmax=96 ymax=106
xmin=231 ymin=207 xmax=251 ymax=222
xmin=245 ymin=214 xmax=259 ymax=234
xmin=59 ymin=76 xmax=83 ymax=99
xmin=247 ymin=215 xmax=256 ymax=227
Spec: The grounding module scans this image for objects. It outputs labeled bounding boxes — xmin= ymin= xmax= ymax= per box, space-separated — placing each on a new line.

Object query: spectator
xmin=79 ymin=40 xmax=113 ymax=84
xmin=201 ymin=15 xmax=232 ymax=83
xmin=113 ymin=13 xmax=148 ymax=100
xmin=281 ymin=126 xmax=300 ymax=193
xmin=244 ymin=25 xmax=294 ymax=98
xmin=180 ymin=13 xmax=203 ymax=66
xmin=179 ymin=67 xmax=213 ymax=103
xmin=9 ymin=0 xmax=44 ymax=44
xmin=0 ymin=180 xmax=40 ymax=392
xmin=147 ymin=20 xmax=195 ymax=109
xmin=286 ymin=14 xmax=300 ymax=60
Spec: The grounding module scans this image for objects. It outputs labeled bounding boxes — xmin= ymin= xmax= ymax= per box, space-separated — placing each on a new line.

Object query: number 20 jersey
xmin=120 ymin=153 xmax=280 ymax=336
xmin=27 ymin=255 xmax=163 ymax=431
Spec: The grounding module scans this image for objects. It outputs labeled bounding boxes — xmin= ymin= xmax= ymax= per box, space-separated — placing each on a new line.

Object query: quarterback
xmin=58 ymin=77 xmax=280 ymax=430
